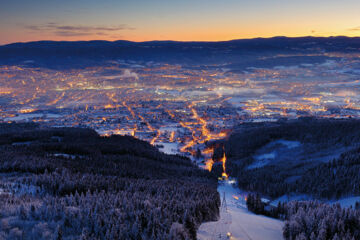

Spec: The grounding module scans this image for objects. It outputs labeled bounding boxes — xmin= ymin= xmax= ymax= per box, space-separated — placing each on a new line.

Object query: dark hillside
xmin=0 ymin=123 xmax=219 ymax=240
xmin=224 ymin=118 xmax=360 ymax=199
xmin=1 ymin=37 xmax=359 ymax=69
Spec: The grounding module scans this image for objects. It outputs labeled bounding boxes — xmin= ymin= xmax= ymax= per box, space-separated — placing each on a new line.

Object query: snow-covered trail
xmin=197 ymin=181 xmax=284 ymax=240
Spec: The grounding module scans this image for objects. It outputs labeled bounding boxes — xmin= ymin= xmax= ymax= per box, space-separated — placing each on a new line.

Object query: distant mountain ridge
xmin=1 ymin=36 xmax=359 ymax=69
xmin=2 ymin=36 xmax=360 ymax=47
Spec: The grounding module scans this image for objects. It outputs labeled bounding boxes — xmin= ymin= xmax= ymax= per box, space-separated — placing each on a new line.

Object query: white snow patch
xmin=157 ymin=142 xmax=179 ymax=155
xmin=272 ymin=194 xmax=360 ymax=209
xmin=276 ymin=140 xmax=301 ymax=149
xmin=4 ymin=113 xmax=61 ymax=121
xmin=332 ymin=196 xmax=360 ymax=208
xmin=271 ymin=194 xmax=312 ymax=207
xmin=248 ymin=153 xmax=275 ymax=169
xmin=247 ymin=140 xmax=301 ymax=169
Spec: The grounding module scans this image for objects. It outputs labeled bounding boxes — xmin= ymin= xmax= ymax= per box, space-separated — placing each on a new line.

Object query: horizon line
xmin=2 ymin=35 xmax=360 ymax=47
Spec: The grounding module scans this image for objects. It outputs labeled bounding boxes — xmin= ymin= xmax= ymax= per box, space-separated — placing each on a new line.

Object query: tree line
xmin=0 ymin=123 xmax=220 ymax=239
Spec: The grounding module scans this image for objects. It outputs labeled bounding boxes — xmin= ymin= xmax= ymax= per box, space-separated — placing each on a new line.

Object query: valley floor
xmin=197 ymin=181 xmax=284 ymax=240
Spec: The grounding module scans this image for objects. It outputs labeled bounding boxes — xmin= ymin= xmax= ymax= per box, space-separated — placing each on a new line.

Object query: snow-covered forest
xmin=0 ymin=123 xmax=219 ymax=239
xmin=283 ymin=201 xmax=360 ymax=240
xmin=246 ymin=195 xmax=360 ymax=239
xmin=223 ymin=118 xmax=360 ymax=239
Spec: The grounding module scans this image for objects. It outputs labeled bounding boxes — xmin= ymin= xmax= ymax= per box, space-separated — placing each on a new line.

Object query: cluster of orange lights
xmin=3 ymin=63 xmax=360 ymax=184
xmin=18 ymin=108 xmax=36 ymax=114
xmin=232 ymin=195 xmax=247 ymax=202
xmin=150 ymin=130 xmax=161 ymax=145
xmin=177 ymin=103 xmax=229 ymax=177
xmin=221 ymin=151 xmax=228 ymax=180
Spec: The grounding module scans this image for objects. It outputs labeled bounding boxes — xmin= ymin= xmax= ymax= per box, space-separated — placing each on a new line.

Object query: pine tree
xmin=183 ymin=211 xmax=196 ymax=240
xmin=53 ymin=225 xmax=63 ymax=240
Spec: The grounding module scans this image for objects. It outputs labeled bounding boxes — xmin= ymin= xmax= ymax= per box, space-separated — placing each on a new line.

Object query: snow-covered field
xmin=272 ymin=194 xmax=360 ymax=209
xmin=157 ymin=142 xmax=179 ymax=155
xmin=247 ymin=138 xmax=349 ymax=170
xmin=248 ymin=140 xmax=301 ymax=169
xmin=333 ymin=196 xmax=360 ymax=208
xmin=197 ymin=181 xmax=284 ymax=240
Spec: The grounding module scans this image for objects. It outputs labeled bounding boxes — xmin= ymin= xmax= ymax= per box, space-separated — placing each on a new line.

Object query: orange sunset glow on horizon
xmin=1 ymin=0 xmax=359 ymax=45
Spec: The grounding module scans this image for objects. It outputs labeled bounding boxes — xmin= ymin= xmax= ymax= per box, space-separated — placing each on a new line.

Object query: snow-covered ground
xmin=271 ymin=194 xmax=311 ymax=207
xmin=4 ymin=113 xmax=61 ymax=121
xmin=333 ymin=196 xmax=360 ymax=208
xmin=157 ymin=142 xmax=179 ymax=155
xmin=272 ymin=194 xmax=360 ymax=209
xmin=247 ymin=139 xmax=349 ymax=170
xmin=197 ymin=181 xmax=284 ymax=240
xmin=248 ymin=140 xmax=301 ymax=169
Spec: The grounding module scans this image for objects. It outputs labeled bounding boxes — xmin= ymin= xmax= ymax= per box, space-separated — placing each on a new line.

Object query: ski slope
xmin=197 ymin=181 xmax=284 ymax=240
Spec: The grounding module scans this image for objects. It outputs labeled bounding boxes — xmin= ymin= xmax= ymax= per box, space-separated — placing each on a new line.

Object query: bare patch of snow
xmin=157 ymin=142 xmax=179 ymax=155
xmin=247 ymin=140 xmax=301 ymax=169
xmin=332 ymin=196 xmax=360 ymax=208
xmin=271 ymin=194 xmax=360 ymax=209
xmin=276 ymin=140 xmax=301 ymax=149
xmin=248 ymin=152 xmax=275 ymax=169
xmin=271 ymin=194 xmax=312 ymax=207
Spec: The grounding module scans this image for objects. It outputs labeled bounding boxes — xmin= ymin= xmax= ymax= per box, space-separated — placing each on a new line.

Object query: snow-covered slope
xmin=272 ymin=194 xmax=360 ymax=209
xmin=197 ymin=181 xmax=284 ymax=240
xmin=333 ymin=196 xmax=360 ymax=208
